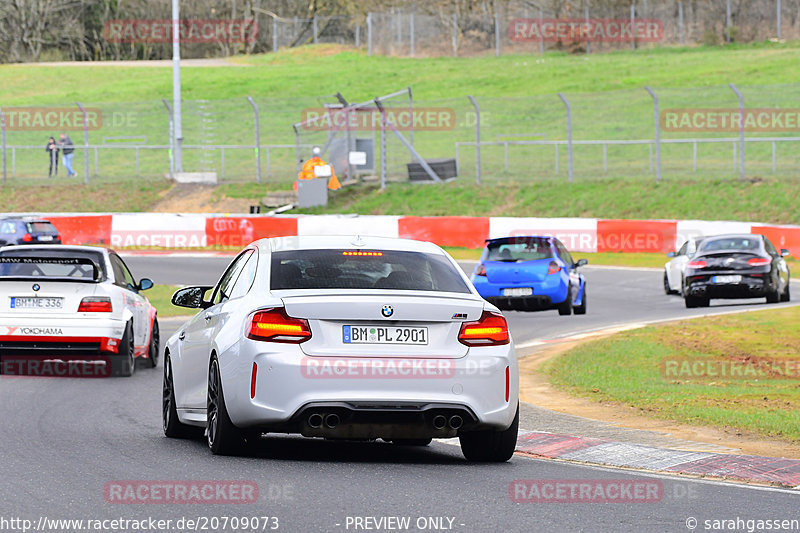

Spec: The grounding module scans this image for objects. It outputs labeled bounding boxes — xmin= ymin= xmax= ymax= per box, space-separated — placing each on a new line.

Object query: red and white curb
xmin=22 ymin=213 xmax=800 ymax=255
xmin=515 ymin=431 xmax=800 ymax=488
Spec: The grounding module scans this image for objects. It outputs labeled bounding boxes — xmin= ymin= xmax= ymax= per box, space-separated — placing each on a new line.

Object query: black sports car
xmin=682 ymin=234 xmax=790 ymax=308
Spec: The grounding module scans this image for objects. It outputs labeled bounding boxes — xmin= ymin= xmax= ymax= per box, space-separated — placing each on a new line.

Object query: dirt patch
xmin=519 ymin=339 xmax=800 ymax=459
xmin=150 ymin=184 xmax=256 ymax=213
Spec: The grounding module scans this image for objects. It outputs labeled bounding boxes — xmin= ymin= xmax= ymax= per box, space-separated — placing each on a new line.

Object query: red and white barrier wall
xmin=37 ymin=214 xmax=800 ymax=254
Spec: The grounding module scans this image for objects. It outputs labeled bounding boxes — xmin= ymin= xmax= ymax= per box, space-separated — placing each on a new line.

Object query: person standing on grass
xmin=45 ymin=136 xmax=59 ymax=177
xmin=59 ymin=133 xmax=77 ymax=178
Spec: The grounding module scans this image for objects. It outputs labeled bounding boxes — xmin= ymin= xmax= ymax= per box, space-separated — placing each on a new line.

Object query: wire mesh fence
xmin=2 ymin=83 xmax=799 ymax=186
xmin=262 ymin=1 xmax=800 ymax=58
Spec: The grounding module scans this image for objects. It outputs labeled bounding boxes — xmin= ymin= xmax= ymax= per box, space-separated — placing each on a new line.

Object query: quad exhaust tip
xmin=432 ymin=415 xmax=447 ymax=430
xmin=324 ymin=413 xmax=340 ymax=429
xmin=308 ymin=413 xmax=323 ymax=429
xmin=448 ymin=415 xmax=463 ymax=430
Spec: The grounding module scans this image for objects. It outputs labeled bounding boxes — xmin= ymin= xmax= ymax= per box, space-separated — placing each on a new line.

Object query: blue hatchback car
xmin=471 ymin=236 xmax=587 ymax=315
xmin=0 ymin=217 xmax=61 ymax=246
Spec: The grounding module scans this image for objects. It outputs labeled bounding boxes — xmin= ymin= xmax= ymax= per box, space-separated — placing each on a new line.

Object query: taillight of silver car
xmin=246 ymin=308 xmax=312 ymax=343
xmin=458 ymin=311 xmax=510 ymax=347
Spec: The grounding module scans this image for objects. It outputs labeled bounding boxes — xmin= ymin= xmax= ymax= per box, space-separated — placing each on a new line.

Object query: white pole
xmin=172 ymin=0 xmax=183 ymax=172
xmin=725 ymin=0 xmax=731 ymax=43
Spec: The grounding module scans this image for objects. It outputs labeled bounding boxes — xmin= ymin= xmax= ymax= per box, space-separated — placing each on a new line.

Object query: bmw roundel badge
xmin=32 ymin=284 xmax=40 ymax=292
xmin=381 ymin=305 xmax=394 ymax=318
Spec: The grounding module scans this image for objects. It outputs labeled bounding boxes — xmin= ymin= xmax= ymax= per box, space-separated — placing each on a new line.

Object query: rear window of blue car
xmin=26 ymin=221 xmax=59 ymax=234
xmin=485 ymin=238 xmax=553 ymax=262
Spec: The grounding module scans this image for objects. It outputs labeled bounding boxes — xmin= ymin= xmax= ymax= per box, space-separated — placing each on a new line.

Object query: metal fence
xmin=264 ymin=1 xmax=800 ymax=58
xmin=2 ymin=83 xmax=800 ymax=185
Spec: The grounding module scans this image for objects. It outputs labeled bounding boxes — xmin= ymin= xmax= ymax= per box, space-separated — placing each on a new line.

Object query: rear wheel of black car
xmin=781 ymin=283 xmax=791 ymax=302
xmin=112 ymin=322 xmax=135 ymax=377
xmin=685 ymin=295 xmax=709 ymax=308
xmin=766 ymin=288 xmax=781 ymax=304
xmin=557 ymin=286 xmax=572 ymax=316
xmin=459 ymin=405 xmax=519 ymax=462
xmin=573 ymin=285 xmax=587 ymax=315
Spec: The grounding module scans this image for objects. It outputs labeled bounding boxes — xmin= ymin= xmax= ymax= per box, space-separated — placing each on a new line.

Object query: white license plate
xmin=342 ymin=325 xmax=428 ymax=345
xmin=38 ymin=235 xmax=54 ymax=241
xmin=503 ymin=287 xmax=533 ymax=297
xmin=10 ymin=297 xmax=63 ymax=309
xmin=712 ymin=275 xmax=742 ymax=284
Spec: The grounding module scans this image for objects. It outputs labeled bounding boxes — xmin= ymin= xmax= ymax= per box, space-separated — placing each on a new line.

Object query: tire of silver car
xmin=459 ymin=405 xmax=519 ymax=462
xmin=207 ymin=356 xmax=245 ymax=455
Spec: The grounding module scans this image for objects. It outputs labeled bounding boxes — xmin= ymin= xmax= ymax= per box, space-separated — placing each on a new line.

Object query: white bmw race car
xmin=163 ymin=236 xmax=520 ymax=461
xmin=0 ymin=245 xmax=159 ymax=377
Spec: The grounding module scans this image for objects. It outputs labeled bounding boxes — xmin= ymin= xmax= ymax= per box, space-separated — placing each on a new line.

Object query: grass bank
xmin=544 ymin=306 xmax=800 ymax=442
xmin=3 ymin=43 xmax=800 ymax=182
xmin=145 ymin=284 xmax=187 ymax=318
xmin=294 ymin=178 xmax=800 ymax=225
xmin=4 ymin=43 xmax=800 ymax=104
xmin=6 ymin=178 xmax=798 ymax=226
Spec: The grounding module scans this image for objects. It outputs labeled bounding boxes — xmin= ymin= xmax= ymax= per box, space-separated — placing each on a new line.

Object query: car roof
xmin=0 ymin=216 xmax=53 ymax=223
xmin=0 ymin=244 xmax=109 ymax=255
xmin=486 ymin=235 xmax=554 ymax=243
xmin=699 ymin=233 xmax=763 ymax=242
xmin=256 ymin=235 xmax=446 ymax=255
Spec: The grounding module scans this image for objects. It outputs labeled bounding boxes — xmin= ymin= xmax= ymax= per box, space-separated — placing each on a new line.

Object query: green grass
xmin=213 ymin=182 xmax=293 ymax=201
xmin=296 ymin=178 xmax=800 ymax=225
xmin=145 ymin=284 xmax=189 ymax=318
xmin=5 ymin=43 xmax=800 ymax=103
xmin=3 ymin=43 xmax=800 ymax=183
xmin=544 ymin=307 xmax=800 ymax=441
xmin=0 ymin=180 xmax=170 ymax=212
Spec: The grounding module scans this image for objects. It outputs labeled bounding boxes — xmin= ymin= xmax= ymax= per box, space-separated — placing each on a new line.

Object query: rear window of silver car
xmin=271 ymin=249 xmax=470 ymax=293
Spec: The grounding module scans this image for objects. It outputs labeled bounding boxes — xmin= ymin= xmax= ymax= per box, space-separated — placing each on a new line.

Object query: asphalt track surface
xmin=2 ymin=256 xmax=798 ymax=533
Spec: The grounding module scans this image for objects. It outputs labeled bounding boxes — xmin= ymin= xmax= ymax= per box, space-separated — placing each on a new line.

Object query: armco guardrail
xmin=33 ymin=214 xmax=800 ymax=255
